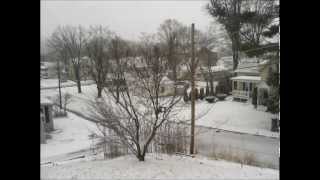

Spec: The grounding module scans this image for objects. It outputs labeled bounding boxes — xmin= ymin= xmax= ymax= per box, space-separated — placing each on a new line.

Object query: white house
xmin=159 ymin=76 xmax=175 ymax=96
xmin=230 ymin=59 xmax=271 ymax=105
xmin=230 ymin=76 xmax=261 ymax=101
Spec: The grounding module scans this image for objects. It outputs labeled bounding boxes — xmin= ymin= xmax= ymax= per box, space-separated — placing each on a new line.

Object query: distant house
xmin=41 ymin=96 xmax=54 ymax=144
xmin=159 ymin=76 xmax=176 ymax=96
xmin=216 ymin=56 xmax=234 ymax=71
xmin=40 ymin=61 xmax=56 ymax=79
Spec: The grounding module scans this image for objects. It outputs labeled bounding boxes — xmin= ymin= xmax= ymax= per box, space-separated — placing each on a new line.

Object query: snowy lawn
xmin=41 ymin=153 xmax=279 ymax=179
xmin=41 ymin=112 xmax=98 ymax=161
xmin=41 ymin=84 xmax=279 ymax=138
xmin=177 ymin=96 xmax=279 ymax=138
xmin=41 ymin=79 xmax=95 ymax=89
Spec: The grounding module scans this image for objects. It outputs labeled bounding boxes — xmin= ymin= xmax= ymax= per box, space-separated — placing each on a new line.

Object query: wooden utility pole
xmin=190 ymin=23 xmax=195 ymax=154
xmin=57 ymin=56 xmax=62 ymax=109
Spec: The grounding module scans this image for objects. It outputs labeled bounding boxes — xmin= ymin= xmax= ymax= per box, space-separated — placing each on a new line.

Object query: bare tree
xmin=158 ymin=19 xmax=184 ymax=81
xmin=207 ymin=0 xmax=243 ymax=70
xmin=49 ymin=25 xmax=88 ymax=93
xmin=88 ymin=36 xmax=181 ymax=161
xmin=108 ymin=35 xmax=130 ymax=103
xmin=86 ymin=26 xmax=113 ymax=98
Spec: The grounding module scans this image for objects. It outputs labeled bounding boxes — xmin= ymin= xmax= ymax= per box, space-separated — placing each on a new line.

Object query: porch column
xmin=257 ymin=87 xmax=260 ymax=105
xmin=47 ymin=105 xmax=54 ymax=131
xmin=40 ymin=115 xmax=46 ymax=144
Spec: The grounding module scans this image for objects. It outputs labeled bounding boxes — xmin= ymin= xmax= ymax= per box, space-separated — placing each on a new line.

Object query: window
xmin=233 ymin=81 xmax=237 ymax=90
xmin=249 ymin=83 xmax=253 ymax=91
xmin=161 ymin=87 xmax=165 ymax=93
xmin=242 ymin=82 xmax=246 ymax=91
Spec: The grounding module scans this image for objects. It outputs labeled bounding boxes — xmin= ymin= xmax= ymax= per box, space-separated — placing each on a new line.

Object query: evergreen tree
xmin=205 ymin=84 xmax=210 ymax=97
xmin=199 ymin=88 xmax=205 ymax=100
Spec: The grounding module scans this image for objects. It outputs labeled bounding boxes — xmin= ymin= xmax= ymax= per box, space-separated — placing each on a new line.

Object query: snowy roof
xmin=257 ymin=81 xmax=270 ymax=89
xmin=209 ymin=65 xmax=227 ymax=72
xmin=216 ymin=56 xmax=233 ymax=70
xmin=230 ymin=76 xmax=261 ymax=82
xmin=41 ymin=96 xmax=53 ymax=105
xmin=41 ymin=65 xmax=47 ymax=70
xmin=234 ymin=58 xmax=262 ymax=74
xmin=42 ymin=62 xmax=55 ymax=68
xmin=161 ymin=76 xmax=174 ymax=85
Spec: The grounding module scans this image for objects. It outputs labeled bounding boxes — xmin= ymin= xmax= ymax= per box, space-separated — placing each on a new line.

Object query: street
xmin=195 ymin=125 xmax=279 ymax=169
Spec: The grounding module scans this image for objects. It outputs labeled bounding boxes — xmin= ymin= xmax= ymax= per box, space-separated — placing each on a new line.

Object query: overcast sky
xmin=41 ymin=0 xmax=216 ymax=42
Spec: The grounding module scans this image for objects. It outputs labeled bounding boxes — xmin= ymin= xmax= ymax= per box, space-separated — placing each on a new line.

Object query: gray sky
xmin=41 ymin=0 xmax=216 ymax=42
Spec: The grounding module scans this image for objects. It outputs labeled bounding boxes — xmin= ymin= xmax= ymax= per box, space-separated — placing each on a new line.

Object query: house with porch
xmin=230 ymin=59 xmax=271 ymax=105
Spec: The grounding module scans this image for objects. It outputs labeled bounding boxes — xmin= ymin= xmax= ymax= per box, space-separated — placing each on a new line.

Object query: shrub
xmin=199 ymin=88 xmax=205 ymax=100
xmin=205 ymin=96 xmax=215 ymax=103
xmin=216 ymin=93 xmax=227 ymax=101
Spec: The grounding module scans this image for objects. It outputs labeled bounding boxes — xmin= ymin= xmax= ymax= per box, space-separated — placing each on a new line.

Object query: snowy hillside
xmin=41 ymin=153 xmax=279 ymax=179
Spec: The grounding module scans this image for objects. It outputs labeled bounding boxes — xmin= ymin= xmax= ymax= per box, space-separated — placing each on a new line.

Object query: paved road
xmin=194 ymin=126 xmax=279 ymax=169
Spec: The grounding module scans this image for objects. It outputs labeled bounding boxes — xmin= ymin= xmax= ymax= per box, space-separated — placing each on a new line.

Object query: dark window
xmin=233 ymin=81 xmax=237 ymax=90
xmin=249 ymin=83 xmax=253 ymax=91
xmin=242 ymin=82 xmax=246 ymax=91
xmin=161 ymin=87 xmax=165 ymax=93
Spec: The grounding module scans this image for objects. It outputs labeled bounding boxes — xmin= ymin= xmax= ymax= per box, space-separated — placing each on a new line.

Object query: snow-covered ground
xmin=41 ymin=112 xmax=98 ymax=161
xmin=177 ymin=96 xmax=279 ymax=138
xmin=41 ymin=78 xmax=95 ymax=89
xmin=41 ymin=153 xmax=279 ymax=179
xmin=41 ymin=83 xmax=279 ymax=138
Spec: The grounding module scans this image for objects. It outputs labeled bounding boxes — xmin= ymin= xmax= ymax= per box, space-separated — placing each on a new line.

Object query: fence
xmin=57 ymin=106 xmax=279 ymax=169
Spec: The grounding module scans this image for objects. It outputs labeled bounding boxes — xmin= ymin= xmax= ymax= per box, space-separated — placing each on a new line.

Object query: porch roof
xmin=230 ymin=76 xmax=261 ymax=82
xmin=257 ymin=81 xmax=270 ymax=90
xmin=41 ymin=95 xmax=53 ymax=106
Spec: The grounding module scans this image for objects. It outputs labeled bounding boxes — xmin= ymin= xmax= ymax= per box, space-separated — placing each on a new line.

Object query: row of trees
xmin=46 ymin=21 xmax=211 ymax=161
xmin=47 ymin=19 xmax=218 ymax=98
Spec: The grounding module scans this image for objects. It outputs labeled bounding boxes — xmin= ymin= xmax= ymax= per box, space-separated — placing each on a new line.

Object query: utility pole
xmin=190 ymin=23 xmax=195 ymax=154
xmin=57 ymin=55 xmax=62 ymax=110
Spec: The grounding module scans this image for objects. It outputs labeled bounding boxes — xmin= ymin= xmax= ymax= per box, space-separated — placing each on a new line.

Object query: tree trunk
xmin=210 ymin=79 xmax=214 ymax=96
xmin=190 ymin=23 xmax=195 ymax=155
xmin=74 ymin=66 xmax=82 ymax=93
xmin=116 ymin=86 xmax=120 ymax=103
xmin=232 ymin=38 xmax=239 ymax=71
xmin=97 ymin=85 xmax=102 ymax=98
xmin=137 ymin=154 xmax=145 ymax=161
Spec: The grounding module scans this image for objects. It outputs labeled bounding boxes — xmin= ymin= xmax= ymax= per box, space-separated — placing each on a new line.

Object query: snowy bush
xmin=216 ymin=93 xmax=227 ymax=101
xmin=205 ymin=96 xmax=215 ymax=103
